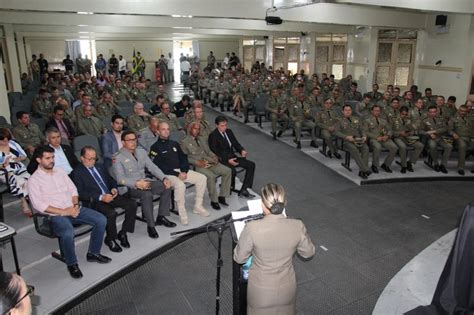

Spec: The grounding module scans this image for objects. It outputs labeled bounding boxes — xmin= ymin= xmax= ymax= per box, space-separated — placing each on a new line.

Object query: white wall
xmin=198 ymin=40 xmax=239 ymax=63
xmin=27 ymin=39 xmax=65 ymax=64
xmin=414 ymin=14 xmax=473 ymax=102
xmin=96 ymin=40 xmax=173 ymax=79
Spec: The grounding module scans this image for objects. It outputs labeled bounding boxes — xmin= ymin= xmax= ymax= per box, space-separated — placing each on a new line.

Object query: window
xmin=315 ymin=34 xmax=347 ymax=80
xmin=374 ymin=29 xmax=417 ymax=89
xmin=242 ymin=38 xmax=266 ymax=71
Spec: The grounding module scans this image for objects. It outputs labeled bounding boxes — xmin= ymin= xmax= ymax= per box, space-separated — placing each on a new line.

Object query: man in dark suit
xmin=27 ymin=127 xmax=79 ymax=175
xmin=71 ymin=146 xmax=138 ymax=253
xmin=208 ymin=116 xmax=255 ymax=198
xmin=101 ymin=114 xmax=124 ymax=169
xmin=45 ymin=105 xmax=76 ymax=143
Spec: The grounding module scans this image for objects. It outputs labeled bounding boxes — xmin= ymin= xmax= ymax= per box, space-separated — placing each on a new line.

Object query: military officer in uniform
xmin=32 ymin=89 xmax=53 ymax=119
xmin=376 ymin=91 xmax=391 ymax=109
xmin=96 ymin=92 xmax=119 ymax=119
xmin=435 ymin=96 xmax=453 ymax=123
xmin=138 ymin=116 xmax=160 ymax=152
xmin=180 ymin=122 xmax=232 ymax=210
xmin=131 ymin=82 xmax=150 ymax=103
xmin=448 ymin=105 xmax=474 ymax=175
xmin=368 ymin=84 xmax=383 ymax=103
xmin=12 ymin=111 xmax=45 ymax=156
xmin=112 ymin=130 xmax=173 ymax=238
xmin=150 ymin=122 xmax=209 ymax=225
xmin=392 ymin=106 xmax=424 ymax=173
xmin=265 ymin=88 xmax=289 ymax=140
xmin=344 ymin=82 xmax=363 ymax=101
xmin=241 ymin=80 xmax=257 ymax=123
xmin=156 ymin=102 xmax=182 ymax=132
xmin=355 ymin=94 xmax=373 ymax=119
xmin=77 ymin=105 xmax=107 ymax=138
xmin=190 ymin=105 xmax=213 ymax=142
xmin=334 ymin=105 xmax=370 ymax=179
xmin=384 ymin=98 xmax=401 ymax=124
xmin=315 ymin=98 xmax=341 ymax=158
xmin=422 ymin=88 xmax=435 ymax=108
xmin=364 ymin=105 xmax=398 ymax=173
xmin=420 ymin=105 xmax=452 ymax=173
xmin=409 ymin=98 xmax=427 ymax=129
xmin=127 ymin=102 xmax=150 ymax=133
xmin=288 ymin=88 xmax=317 ymax=149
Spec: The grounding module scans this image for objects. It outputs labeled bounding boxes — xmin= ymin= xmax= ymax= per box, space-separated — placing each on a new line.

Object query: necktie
xmin=418 ymin=109 xmax=421 ymax=116
xmin=327 ymin=111 xmax=331 ymax=119
xmin=90 ymin=167 xmax=110 ymax=194
xmin=132 ymin=152 xmax=137 ymax=160
xmin=222 ymin=131 xmax=232 ymax=147
xmin=376 ymin=117 xmax=380 ymax=125
xmin=60 ymin=120 xmax=70 ymax=138
xmin=195 ymin=138 xmax=200 ymax=147
xmin=433 ymin=118 xmax=437 ymax=125
xmin=348 ymin=117 xmax=352 ymax=123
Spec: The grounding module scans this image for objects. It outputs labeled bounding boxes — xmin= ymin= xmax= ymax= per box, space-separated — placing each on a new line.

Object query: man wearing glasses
xmin=112 ymin=130 xmax=174 ymax=239
xmin=72 ymin=146 xmax=138 ymax=253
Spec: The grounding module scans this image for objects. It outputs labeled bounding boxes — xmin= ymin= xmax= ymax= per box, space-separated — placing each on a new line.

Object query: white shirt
xmin=223 ymin=56 xmax=229 ymax=65
xmin=119 ymin=58 xmax=127 ymax=71
xmin=180 ymin=60 xmax=191 ymax=72
xmin=168 ymin=58 xmax=174 ymax=70
xmin=52 ymin=145 xmax=73 ymax=174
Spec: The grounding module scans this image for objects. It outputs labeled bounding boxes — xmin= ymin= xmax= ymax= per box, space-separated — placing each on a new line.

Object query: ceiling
xmin=0 ymin=0 xmax=472 ymax=41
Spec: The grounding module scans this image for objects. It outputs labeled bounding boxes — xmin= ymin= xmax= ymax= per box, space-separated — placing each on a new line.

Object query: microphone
xmin=244 ymin=213 xmax=264 ymax=223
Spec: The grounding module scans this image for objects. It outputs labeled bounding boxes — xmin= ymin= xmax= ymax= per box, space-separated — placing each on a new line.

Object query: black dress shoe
xmin=147 ymin=227 xmax=159 ymax=239
xmin=277 ymin=130 xmax=283 ymax=137
xmin=296 ymin=141 xmax=301 ymax=149
xmin=211 ymin=202 xmax=221 ymax=210
xmin=333 ymin=152 xmax=342 ymax=159
xmin=434 ymin=164 xmax=440 ymax=172
xmin=86 ymin=253 xmax=112 ymax=264
xmin=381 ymin=164 xmax=392 ymax=173
xmin=117 ymin=231 xmax=130 ymax=248
xmin=254 ymin=117 xmax=258 ymax=123
xmin=310 ymin=140 xmax=318 ymax=148
xmin=272 ymin=132 xmax=277 ymax=140
xmin=104 ymin=239 xmax=122 ymax=253
xmin=365 ymin=171 xmax=372 ymax=177
xmin=155 ymin=216 xmax=177 ymax=228
xmin=371 ymin=165 xmax=379 ymax=173
xmin=239 ymin=189 xmax=256 ymax=198
xmin=67 ymin=264 xmax=83 ymax=279
xmin=439 ymin=165 xmax=448 ymax=174
xmin=401 ymin=167 xmax=407 ymax=174
xmin=407 ymin=161 xmax=414 ymax=172
xmin=218 ymin=197 xmax=229 ymax=206
xmin=458 ymin=169 xmax=465 ymax=176
xmin=358 ymin=171 xmax=367 ymax=179
xmin=244 ymin=119 xmax=249 ymax=124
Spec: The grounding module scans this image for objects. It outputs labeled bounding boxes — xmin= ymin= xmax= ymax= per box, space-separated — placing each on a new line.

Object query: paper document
xmin=231 ymin=199 xmax=263 ymax=240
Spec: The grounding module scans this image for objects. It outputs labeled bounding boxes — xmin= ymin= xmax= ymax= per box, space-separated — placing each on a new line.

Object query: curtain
xmin=192 ymin=40 xmax=200 ymax=59
xmin=65 ymin=40 xmax=81 ymax=72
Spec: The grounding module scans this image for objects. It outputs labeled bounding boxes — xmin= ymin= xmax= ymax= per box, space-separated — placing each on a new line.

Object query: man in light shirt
xmin=28 ymin=145 xmax=110 ymax=279
xmin=27 ymin=127 xmax=79 ymax=175
xmin=167 ymin=52 xmax=175 ymax=83
xmin=118 ymin=55 xmax=127 ymax=78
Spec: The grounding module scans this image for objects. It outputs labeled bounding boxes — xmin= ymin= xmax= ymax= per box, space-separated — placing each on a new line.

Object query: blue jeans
xmin=50 ymin=207 xmax=107 ymax=266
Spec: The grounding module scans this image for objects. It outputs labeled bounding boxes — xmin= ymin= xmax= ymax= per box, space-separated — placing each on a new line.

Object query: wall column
xmin=265 ymin=35 xmax=273 ymax=69
xmin=16 ymin=33 xmax=29 ymax=75
xmin=3 ymin=24 xmax=22 ymax=92
xmin=0 ymin=52 xmax=12 ymax=123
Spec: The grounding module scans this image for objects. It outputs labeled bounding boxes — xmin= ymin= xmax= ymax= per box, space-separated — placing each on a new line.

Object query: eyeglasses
xmin=124 ymin=138 xmax=137 ymax=142
xmin=7 ymin=285 xmax=34 ymax=313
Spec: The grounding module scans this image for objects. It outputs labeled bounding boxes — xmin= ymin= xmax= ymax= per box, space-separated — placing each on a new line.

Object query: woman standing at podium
xmin=233 ymin=183 xmax=315 ymax=314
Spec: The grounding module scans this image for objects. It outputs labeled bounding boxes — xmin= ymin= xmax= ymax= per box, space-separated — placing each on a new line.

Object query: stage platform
xmin=1 ymin=179 xmax=255 ymax=314
xmin=206 ymin=105 xmax=474 ymax=185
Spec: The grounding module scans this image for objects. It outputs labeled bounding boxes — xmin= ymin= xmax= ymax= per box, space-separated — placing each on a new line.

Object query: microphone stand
xmin=170 ymin=213 xmax=263 ymax=315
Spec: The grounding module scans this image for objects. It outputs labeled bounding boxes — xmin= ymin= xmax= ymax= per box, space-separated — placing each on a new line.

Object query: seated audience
xmin=101 ymin=114 xmax=124 ymax=169
xmin=150 ymin=122 xmax=209 ymax=225
xmin=112 ymin=130 xmax=173 ymax=238
xmin=448 ymin=105 xmax=474 ymax=175
xmin=172 ymin=95 xmax=192 ymax=118
xmin=29 ymin=145 xmax=110 ymax=279
xmin=180 ymin=122 xmax=231 ymax=210
xmin=12 ymin=111 xmax=45 ymax=157
xmin=420 ymin=106 xmax=453 ymax=173
xmin=32 ymin=88 xmax=52 ymax=119
xmin=208 ymin=116 xmax=256 ymax=198
xmin=72 ymin=146 xmax=138 ymax=252
xmin=334 ymin=105 xmax=370 ymax=179
xmin=27 ymin=127 xmax=78 ymax=175
xmin=138 ymin=116 xmax=160 ymax=152
xmin=45 ymin=105 xmax=76 ymax=143
xmin=127 ymin=102 xmax=150 ymax=133
xmin=77 ymin=105 xmax=106 ymax=137
xmin=0 ymin=128 xmax=31 ymax=216
xmin=156 ymin=102 xmax=182 ymax=132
